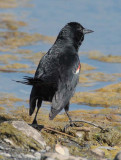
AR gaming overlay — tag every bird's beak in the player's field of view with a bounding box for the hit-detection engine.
[83,28,94,34]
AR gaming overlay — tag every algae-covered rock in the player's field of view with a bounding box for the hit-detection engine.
[0,121,46,150]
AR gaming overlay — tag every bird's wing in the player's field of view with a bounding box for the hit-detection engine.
[49,54,80,120]
[34,49,60,84]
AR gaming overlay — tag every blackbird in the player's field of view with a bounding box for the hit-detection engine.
[17,22,93,124]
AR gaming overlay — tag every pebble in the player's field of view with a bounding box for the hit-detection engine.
[45,158,55,160]
[34,152,41,159]
[41,149,46,153]
[46,146,51,151]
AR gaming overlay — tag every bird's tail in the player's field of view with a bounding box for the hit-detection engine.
[14,76,56,87]
[14,76,43,86]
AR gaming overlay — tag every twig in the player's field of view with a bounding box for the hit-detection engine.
[70,120,108,132]
[43,127,75,139]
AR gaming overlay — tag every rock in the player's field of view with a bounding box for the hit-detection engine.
[76,132,83,138]
[12,121,46,147]
[21,153,35,159]
[91,148,105,157]
[34,152,41,159]
[4,138,15,146]
[46,146,51,151]
[0,145,4,150]
[114,152,121,160]
[55,144,69,156]
[98,146,116,150]
[45,158,55,160]
[0,152,11,157]
[43,152,88,160]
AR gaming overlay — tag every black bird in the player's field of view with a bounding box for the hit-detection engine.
[18,22,93,124]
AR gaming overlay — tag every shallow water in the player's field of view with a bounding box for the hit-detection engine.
[0,0,121,111]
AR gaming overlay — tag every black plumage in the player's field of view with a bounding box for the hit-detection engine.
[18,22,93,124]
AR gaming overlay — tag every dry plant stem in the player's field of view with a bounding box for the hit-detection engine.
[70,120,108,132]
[43,127,75,139]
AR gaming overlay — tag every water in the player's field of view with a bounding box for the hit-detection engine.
[0,0,121,110]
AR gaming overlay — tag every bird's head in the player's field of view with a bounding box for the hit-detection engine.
[57,22,93,50]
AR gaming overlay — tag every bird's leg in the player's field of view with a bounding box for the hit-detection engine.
[63,103,76,131]
[32,99,42,125]
[65,110,73,124]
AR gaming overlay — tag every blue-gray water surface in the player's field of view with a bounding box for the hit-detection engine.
[0,0,121,111]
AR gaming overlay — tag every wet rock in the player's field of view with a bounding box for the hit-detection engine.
[114,152,121,160]
[91,148,105,157]
[12,121,46,147]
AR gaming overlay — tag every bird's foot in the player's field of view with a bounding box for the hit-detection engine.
[32,119,38,125]
[63,121,78,132]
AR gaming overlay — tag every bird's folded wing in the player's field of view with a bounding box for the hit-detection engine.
[49,60,80,120]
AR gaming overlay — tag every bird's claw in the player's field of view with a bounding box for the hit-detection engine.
[63,121,76,132]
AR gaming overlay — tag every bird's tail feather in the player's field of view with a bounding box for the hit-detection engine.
[14,76,56,87]
[14,76,43,86]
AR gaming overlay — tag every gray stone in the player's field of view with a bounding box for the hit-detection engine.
[114,152,121,160]
[0,152,11,157]
[45,158,55,160]
[34,152,41,159]
[21,153,35,159]
[12,121,46,147]
[43,152,88,160]
[91,148,105,157]
[55,144,69,156]
[41,149,46,153]
[0,145,4,150]
[98,146,116,150]
[46,146,51,151]
[4,138,15,146]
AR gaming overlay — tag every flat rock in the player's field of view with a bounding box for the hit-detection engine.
[91,148,105,157]
[43,152,88,160]
[12,121,46,147]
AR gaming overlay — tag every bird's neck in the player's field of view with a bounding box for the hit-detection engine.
[55,38,79,52]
